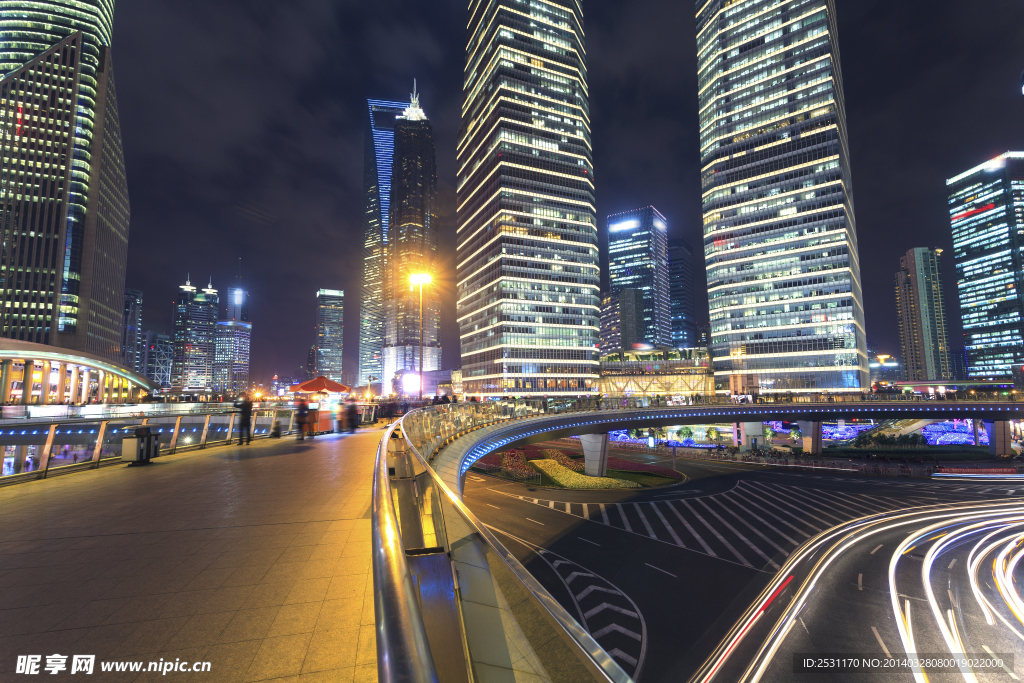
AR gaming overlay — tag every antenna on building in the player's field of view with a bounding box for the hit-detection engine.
[411,78,419,109]
[402,79,426,121]
[186,272,190,286]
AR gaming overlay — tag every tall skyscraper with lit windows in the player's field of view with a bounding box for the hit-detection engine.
[360,99,408,388]
[948,152,1024,379]
[607,207,671,348]
[171,278,218,391]
[697,0,867,394]
[668,237,697,348]
[316,289,344,382]
[894,248,951,381]
[0,1,130,363]
[457,0,600,397]
[214,274,251,396]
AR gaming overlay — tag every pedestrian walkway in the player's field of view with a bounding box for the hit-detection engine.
[496,481,942,572]
[0,429,381,682]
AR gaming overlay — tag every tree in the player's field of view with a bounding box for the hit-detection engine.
[706,426,720,445]
[678,426,693,441]
[790,428,803,443]
[763,425,776,445]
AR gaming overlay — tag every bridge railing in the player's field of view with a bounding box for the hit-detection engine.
[373,410,632,683]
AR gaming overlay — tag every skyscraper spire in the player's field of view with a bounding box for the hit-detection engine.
[402,80,426,121]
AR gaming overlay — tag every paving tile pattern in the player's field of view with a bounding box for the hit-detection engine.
[0,430,382,682]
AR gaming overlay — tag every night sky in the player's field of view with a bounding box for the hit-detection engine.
[112,0,1024,384]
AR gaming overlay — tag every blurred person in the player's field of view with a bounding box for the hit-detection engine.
[236,394,253,445]
[346,399,359,434]
[296,398,309,441]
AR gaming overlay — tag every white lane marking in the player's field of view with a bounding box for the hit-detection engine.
[664,500,717,557]
[526,518,544,525]
[599,503,610,525]
[799,617,810,635]
[608,648,638,667]
[532,498,539,504]
[982,645,1019,680]
[707,495,789,558]
[649,502,685,547]
[585,602,639,619]
[948,589,957,610]
[948,558,957,569]
[564,571,595,584]
[719,490,800,546]
[728,488,810,539]
[871,626,892,658]
[469,476,485,482]
[615,503,633,533]
[633,503,658,540]
[644,562,677,578]
[871,544,883,554]
[582,503,590,520]
[739,485,826,534]
[579,537,600,547]
[565,502,571,513]
[696,497,777,569]
[576,585,621,600]
[549,500,555,509]
[486,503,500,509]
[682,499,752,567]
[1009,490,1017,495]
[754,482,847,525]
[593,623,642,641]
[858,573,862,591]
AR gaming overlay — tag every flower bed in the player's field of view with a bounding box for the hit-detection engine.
[541,448,583,471]
[531,459,640,489]
[607,456,683,481]
[501,450,536,477]
[474,452,502,467]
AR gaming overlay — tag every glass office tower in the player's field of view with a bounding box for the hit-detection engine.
[383,90,440,390]
[316,289,344,382]
[457,0,600,397]
[697,0,867,394]
[121,288,143,371]
[948,152,1024,379]
[668,237,697,348]
[607,206,672,348]
[171,279,218,391]
[0,1,130,363]
[894,247,951,381]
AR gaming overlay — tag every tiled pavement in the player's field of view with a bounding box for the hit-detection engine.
[0,428,383,682]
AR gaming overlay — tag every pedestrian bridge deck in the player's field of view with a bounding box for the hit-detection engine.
[0,430,380,682]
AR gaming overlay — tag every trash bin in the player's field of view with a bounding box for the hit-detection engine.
[122,427,156,464]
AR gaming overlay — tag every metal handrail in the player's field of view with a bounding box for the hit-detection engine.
[398,412,631,683]
[372,420,439,683]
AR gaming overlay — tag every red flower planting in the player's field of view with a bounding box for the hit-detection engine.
[475,452,502,467]
[500,450,536,477]
[607,456,683,480]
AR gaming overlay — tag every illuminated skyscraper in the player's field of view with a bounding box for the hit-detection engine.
[214,276,251,396]
[457,0,600,397]
[142,331,172,389]
[121,288,143,371]
[171,278,218,391]
[0,2,130,363]
[383,87,440,389]
[697,0,867,394]
[668,237,697,349]
[360,98,407,387]
[607,207,671,348]
[947,152,1024,379]
[894,248,951,381]
[316,289,344,381]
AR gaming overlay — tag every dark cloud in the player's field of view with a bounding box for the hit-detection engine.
[114,0,1024,382]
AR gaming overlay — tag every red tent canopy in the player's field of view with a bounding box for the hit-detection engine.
[288,376,350,394]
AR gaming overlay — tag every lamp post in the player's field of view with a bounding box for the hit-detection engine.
[409,273,432,401]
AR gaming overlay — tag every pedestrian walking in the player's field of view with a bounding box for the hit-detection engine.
[236,394,253,445]
[296,398,309,441]
[346,399,359,434]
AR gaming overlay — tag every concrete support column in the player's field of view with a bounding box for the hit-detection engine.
[80,368,90,404]
[579,433,609,477]
[39,361,51,405]
[12,445,27,473]
[798,420,822,455]
[56,364,67,404]
[20,360,34,405]
[986,421,1013,458]
[70,367,80,404]
[0,359,11,404]
[739,422,763,452]
[97,370,106,404]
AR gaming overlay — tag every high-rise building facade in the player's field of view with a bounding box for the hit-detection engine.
[360,99,408,388]
[383,89,440,390]
[668,237,697,348]
[697,0,868,394]
[316,289,344,382]
[457,0,600,397]
[894,247,951,381]
[0,2,130,363]
[598,289,644,356]
[213,279,251,396]
[121,288,143,372]
[170,278,218,391]
[948,152,1024,379]
[599,292,620,355]
[142,331,172,389]
[607,207,672,348]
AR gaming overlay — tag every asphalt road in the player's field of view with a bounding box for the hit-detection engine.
[463,448,1024,683]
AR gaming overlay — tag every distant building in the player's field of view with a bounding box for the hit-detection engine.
[305,345,318,381]
[894,248,951,381]
[948,152,1024,379]
[599,292,621,355]
[213,273,251,397]
[868,354,902,386]
[142,331,173,389]
[316,289,344,381]
[121,289,144,372]
[668,237,697,349]
[360,98,408,388]
[383,87,440,390]
[607,207,672,347]
[171,278,219,391]
[599,289,644,355]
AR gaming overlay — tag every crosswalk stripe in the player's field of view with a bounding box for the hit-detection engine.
[752,483,847,525]
[708,495,790,557]
[633,503,657,540]
[565,502,571,514]
[592,623,642,641]
[755,482,850,523]
[609,648,638,667]
[696,498,778,569]
[582,503,590,520]
[664,500,716,557]
[649,502,685,547]
[723,489,807,541]
[827,490,897,515]
[681,499,752,567]
[615,504,633,533]
[549,500,555,509]
[584,602,639,619]
[738,485,826,534]
[793,486,876,517]
[577,585,621,600]
[600,503,609,525]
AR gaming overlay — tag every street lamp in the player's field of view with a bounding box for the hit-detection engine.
[409,273,432,401]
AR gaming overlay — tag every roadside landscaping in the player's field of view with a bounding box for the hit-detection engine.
[531,459,640,489]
